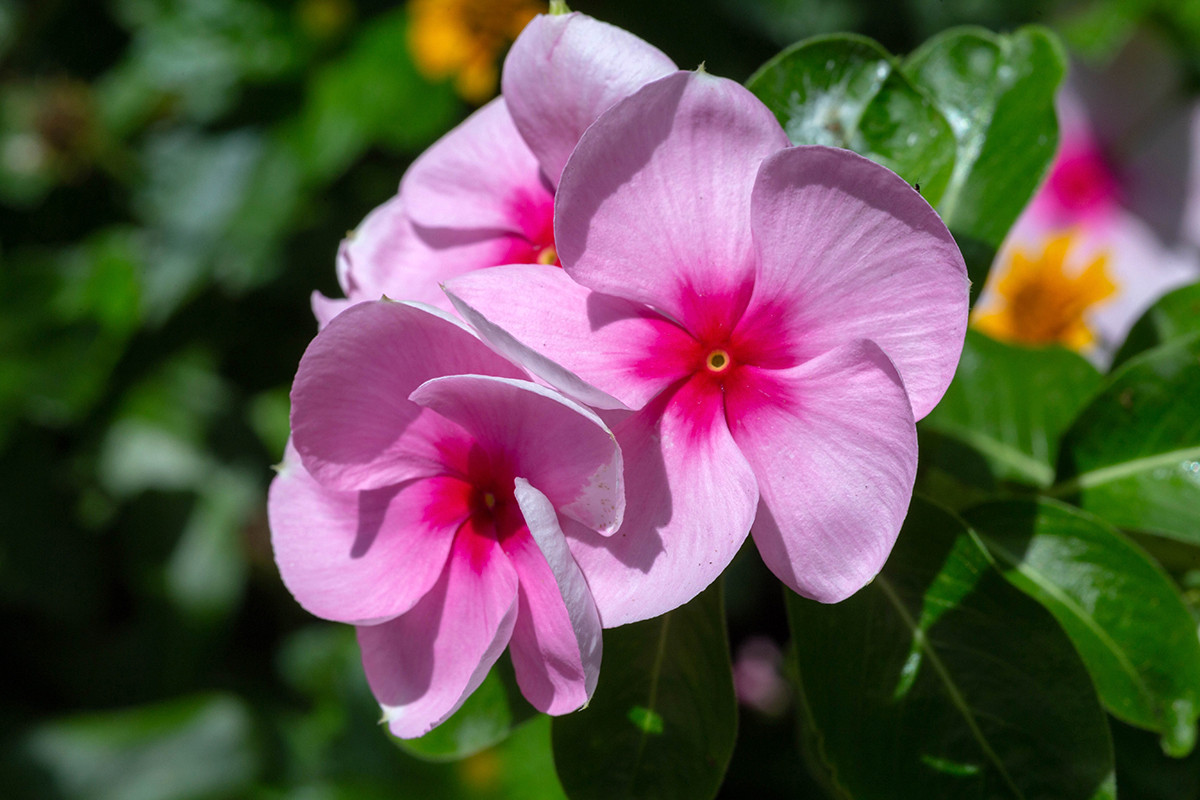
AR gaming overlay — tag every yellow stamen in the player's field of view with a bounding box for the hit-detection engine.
[483,491,496,510]
[706,349,731,373]
[972,231,1117,351]
[536,245,558,265]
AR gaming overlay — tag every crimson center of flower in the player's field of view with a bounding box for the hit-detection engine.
[482,491,497,510]
[705,348,732,374]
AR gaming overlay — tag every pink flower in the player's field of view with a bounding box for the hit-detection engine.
[268,301,624,736]
[447,71,969,625]
[312,11,676,326]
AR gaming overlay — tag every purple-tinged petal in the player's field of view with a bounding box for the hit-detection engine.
[747,146,969,419]
[335,195,541,317]
[268,443,470,624]
[291,301,525,492]
[555,71,789,322]
[502,12,675,188]
[503,479,602,714]
[358,517,520,739]
[410,374,623,536]
[445,264,694,411]
[726,340,917,603]
[566,382,759,627]
[401,98,551,236]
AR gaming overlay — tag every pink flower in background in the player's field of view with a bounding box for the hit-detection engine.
[312,11,676,326]
[732,636,790,717]
[268,301,623,736]
[974,87,1199,363]
[448,71,968,625]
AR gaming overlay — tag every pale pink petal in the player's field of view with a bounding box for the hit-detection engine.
[445,264,696,411]
[726,340,917,603]
[311,291,356,330]
[566,383,759,627]
[268,443,470,624]
[358,517,520,739]
[401,98,551,235]
[555,70,789,322]
[502,12,676,187]
[409,374,623,536]
[335,195,539,316]
[503,479,602,714]
[747,146,968,419]
[291,301,525,492]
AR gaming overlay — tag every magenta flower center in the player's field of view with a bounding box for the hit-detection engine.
[705,348,732,373]
[1046,146,1120,217]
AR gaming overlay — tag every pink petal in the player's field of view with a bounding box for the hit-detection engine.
[726,340,917,603]
[400,98,551,235]
[334,195,539,317]
[502,12,676,188]
[409,374,623,536]
[554,70,789,322]
[291,301,525,492]
[268,443,469,624]
[747,146,969,419]
[358,517,520,739]
[503,479,602,714]
[566,383,759,627]
[311,291,356,330]
[445,264,695,411]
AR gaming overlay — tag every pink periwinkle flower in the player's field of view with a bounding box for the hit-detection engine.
[268,301,624,736]
[312,11,676,326]
[447,71,969,626]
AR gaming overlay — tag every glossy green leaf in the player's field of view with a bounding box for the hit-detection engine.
[788,497,1115,799]
[552,581,736,800]
[1111,281,1200,370]
[746,34,956,204]
[922,329,1102,487]
[398,657,537,762]
[903,26,1065,299]
[1056,332,1200,544]
[966,498,1200,756]
[25,693,258,800]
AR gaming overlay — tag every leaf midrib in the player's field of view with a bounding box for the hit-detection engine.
[876,575,1026,799]
[1051,445,1200,497]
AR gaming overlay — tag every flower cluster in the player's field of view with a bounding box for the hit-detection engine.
[270,10,968,737]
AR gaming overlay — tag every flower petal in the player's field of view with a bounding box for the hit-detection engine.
[445,264,694,411]
[555,70,789,322]
[410,374,623,536]
[747,146,969,419]
[268,443,470,624]
[726,340,917,603]
[566,382,759,627]
[311,291,355,330]
[334,194,533,316]
[503,478,602,714]
[291,301,525,492]
[401,98,550,235]
[358,517,520,739]
[502,12,675,188]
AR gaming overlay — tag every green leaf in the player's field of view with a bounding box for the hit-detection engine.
[788,497,1115,799]
[1111,281,1200,370]
[398,657,537,762]
[921,329,1102,487]
[25,693,258,800]
[1055,332,1200,544]
[746,34,956,204]
[966,498,1200,756]
[551,580,736,800]
[903,26,1065,300]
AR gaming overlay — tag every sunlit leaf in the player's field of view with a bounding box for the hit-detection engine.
[1111,281,1200,370]
[967,498,1200,756]
[746,33,956,204]
[789,497,1115,799]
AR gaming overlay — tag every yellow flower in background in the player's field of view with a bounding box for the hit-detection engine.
[407,0,546,103]
[972,232,1117,351]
